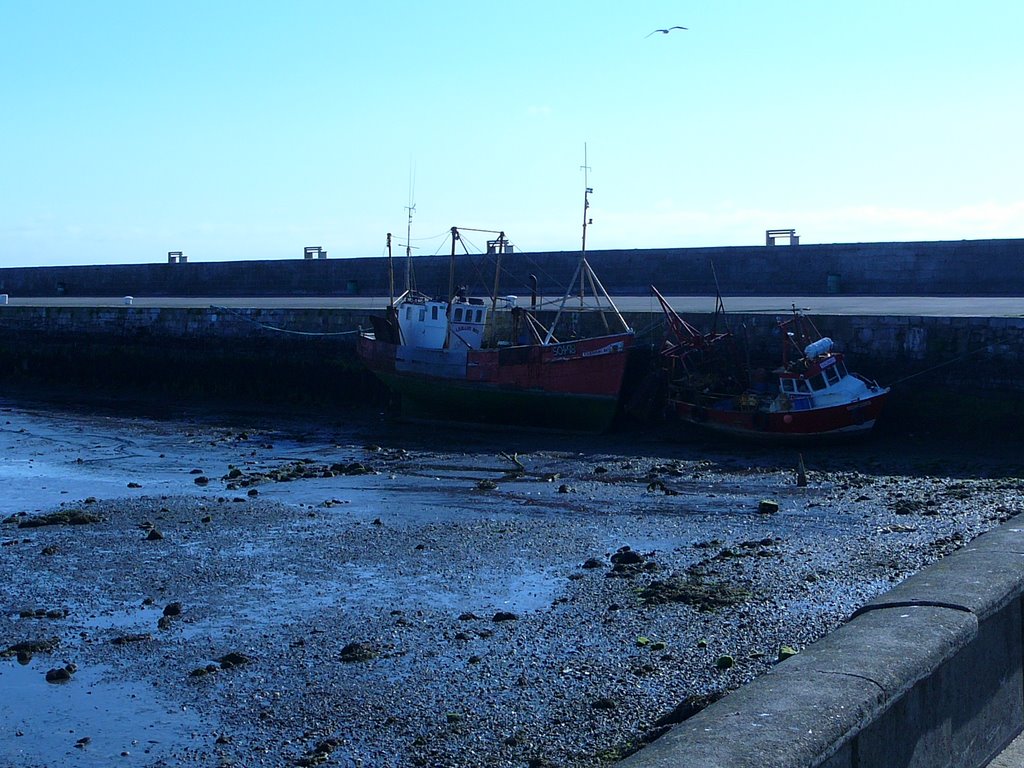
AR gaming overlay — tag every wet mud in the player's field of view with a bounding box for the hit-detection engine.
[1,398,1022,767]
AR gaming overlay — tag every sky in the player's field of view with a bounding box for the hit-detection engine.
[2,1,1023,267]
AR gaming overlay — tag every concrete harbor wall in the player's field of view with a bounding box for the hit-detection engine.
[0,305,378,406]
[1,237,1023,298]
[0,303,1021,435]
[618,518,1024,768]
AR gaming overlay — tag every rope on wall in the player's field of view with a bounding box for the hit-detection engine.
[211,305,362,337]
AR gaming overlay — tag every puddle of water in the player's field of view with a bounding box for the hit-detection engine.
[73,604,163,634]
[0,405,318,517]
[148,558,567,647]
[316,562,565,615]
[0,658,201,767]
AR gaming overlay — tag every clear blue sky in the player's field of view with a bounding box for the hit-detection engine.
[2,1,1022,267]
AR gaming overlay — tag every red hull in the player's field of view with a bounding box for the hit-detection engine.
[357,332,634,431]
[668,390,889,440]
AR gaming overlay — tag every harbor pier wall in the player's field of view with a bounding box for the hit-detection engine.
[0,304,1021,436]
[1,237,1023,299]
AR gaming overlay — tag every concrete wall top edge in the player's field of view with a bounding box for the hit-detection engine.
[3,235,1021,273]
[2,237,1022,299]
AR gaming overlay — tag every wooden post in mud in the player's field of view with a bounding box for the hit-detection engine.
[797,453,808,487]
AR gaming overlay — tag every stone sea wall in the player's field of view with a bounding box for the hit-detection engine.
[0,304,1021,436]
[1,237,1023,298]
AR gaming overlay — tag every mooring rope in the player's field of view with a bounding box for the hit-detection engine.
[210,305,363,337]
[887,338,1015,388]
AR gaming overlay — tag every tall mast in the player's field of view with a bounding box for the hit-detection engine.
[386,232,395,308]
[404,200,415,293]
[580,144,592,305]
[541,145,631,345]
[448,226,458,301]
[581,144,592,257]
[404,162,416,293]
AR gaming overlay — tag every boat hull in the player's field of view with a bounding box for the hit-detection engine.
[358,332,633,432]
[667,389,890,441]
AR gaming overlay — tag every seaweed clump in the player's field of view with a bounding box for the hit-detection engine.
[638,575,751,611]
[17,510,102,529]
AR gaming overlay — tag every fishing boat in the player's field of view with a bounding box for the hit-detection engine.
[653,286,889,439]
[357,185,635,432]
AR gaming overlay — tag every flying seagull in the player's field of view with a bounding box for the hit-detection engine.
[645,26,687,37]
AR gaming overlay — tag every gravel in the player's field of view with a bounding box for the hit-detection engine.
[1,403,1022,767]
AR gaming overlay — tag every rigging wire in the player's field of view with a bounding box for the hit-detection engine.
[393,221,587,303]
[410,229,456,244]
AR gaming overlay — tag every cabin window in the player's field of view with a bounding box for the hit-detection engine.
[405,307,412,320]
[825,367,840,385]
[475,310,483,323]
[836,360,848,378]
[781,379,795,393]
[418,308,425,321]
[431,306,438,320]
[810,374,827,391]
[796,380,811,393]
[454,308,463,321]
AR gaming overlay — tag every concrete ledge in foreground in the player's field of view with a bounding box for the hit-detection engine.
[618,521,1024,768]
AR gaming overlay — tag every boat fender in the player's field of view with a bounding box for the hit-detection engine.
[804,337,833,359]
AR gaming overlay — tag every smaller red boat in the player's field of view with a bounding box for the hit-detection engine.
[653,286,889,440]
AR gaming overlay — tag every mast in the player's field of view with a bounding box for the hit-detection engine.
[580,144,592,306]
[386,232,395,308]
[404,200,415,293]
[448,226,458,301]
[542,147,631,344]
[491,232,507,306]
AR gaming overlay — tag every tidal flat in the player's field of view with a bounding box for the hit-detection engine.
[1,399,1021,767]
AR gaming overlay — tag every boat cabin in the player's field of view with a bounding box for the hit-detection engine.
[398,296,449,349]
[777,353,856,411]
[447,297,488,349]
[396,294,489,350]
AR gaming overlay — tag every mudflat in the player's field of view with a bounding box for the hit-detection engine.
[1,399,1021,767]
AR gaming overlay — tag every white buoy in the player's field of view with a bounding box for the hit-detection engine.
[803,337,833,358]
[123,296,134,305]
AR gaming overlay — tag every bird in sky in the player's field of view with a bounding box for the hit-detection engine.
[645,26,688,37]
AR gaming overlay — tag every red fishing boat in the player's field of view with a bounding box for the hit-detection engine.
[358,184,634,432]
[654,286,889,439]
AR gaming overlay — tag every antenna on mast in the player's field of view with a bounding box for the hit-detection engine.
[404,162,416,292]
[404,200,416,255]
[580,143,593,256]
[541,145,631,344]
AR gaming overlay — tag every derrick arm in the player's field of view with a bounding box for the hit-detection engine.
[652,285,731,360]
